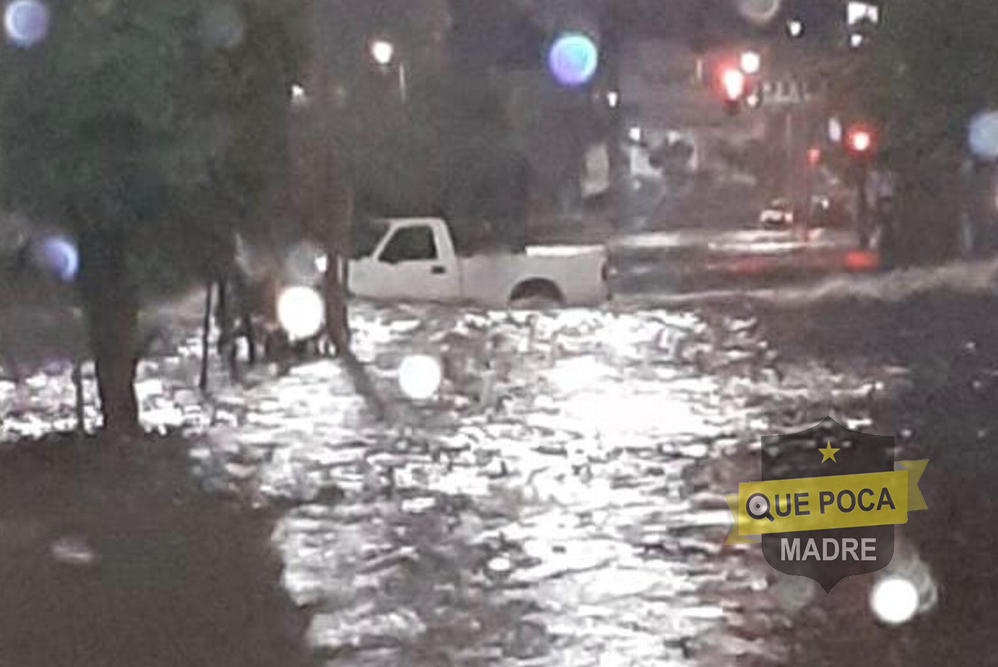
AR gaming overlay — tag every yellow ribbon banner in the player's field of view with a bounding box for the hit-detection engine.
[726,460,928,545]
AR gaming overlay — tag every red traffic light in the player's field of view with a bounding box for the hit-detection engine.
[846,125,875,154]
[719,66,747,101]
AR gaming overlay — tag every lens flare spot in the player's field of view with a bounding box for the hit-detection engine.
[200,3,244,50]
[735,0,782,26]
[870,576,919,625]
[548,32,599,87]
[4,0,50,48]
[276,286,325,341]
[397,354,442,401]
[969,110,998,160]
[35,235,78,282]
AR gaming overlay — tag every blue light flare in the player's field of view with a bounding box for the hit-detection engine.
[4,0,50,48]
[548,32,599,88]
[36,235,79,283]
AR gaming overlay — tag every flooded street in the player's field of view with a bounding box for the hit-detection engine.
[1,288,918,666]
[4,0,998,663]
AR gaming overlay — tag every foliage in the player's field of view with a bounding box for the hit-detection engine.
[861,0,998,171]
[0,0,303,298]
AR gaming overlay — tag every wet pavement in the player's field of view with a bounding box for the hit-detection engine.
[609,227,878,296]
[3,259,998,665]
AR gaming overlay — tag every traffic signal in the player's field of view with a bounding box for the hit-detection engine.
[846,124,875,156]
[807,147,822,167]
[718,65,746,115]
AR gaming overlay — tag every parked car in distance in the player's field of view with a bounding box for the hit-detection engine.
[757,198,795,228]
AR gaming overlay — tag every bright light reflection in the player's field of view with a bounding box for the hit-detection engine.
[397,354,442,400]
[969,110,998,160]
[721,68,746,99]
[4,0,49,48]
[314,254,329,274]
[370,39,395,66]
[740,50,762,75]
[847,1,880,26]
[548,32,599,87]
[851,130,871,152]
[735,0,782,25]
[277,286,325,341]
[870,576,920,626]
[787,19,804,38]
[37,235,78,282]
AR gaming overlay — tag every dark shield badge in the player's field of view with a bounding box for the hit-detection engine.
[760,417,895,592]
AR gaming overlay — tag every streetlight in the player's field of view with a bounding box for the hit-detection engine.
[740,50,762,75]
[290,83,308,107]
[786,18,805,38]
[369,38,394,66]
[369,38,407,104]
[846,123,877,247]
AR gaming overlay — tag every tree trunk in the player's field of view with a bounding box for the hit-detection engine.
[77,229,141,435]
[321,182,352,356]
[895,163,961,266]
[309,1,352,357]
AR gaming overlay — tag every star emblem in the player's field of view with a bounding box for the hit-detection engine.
[819,441,840,463]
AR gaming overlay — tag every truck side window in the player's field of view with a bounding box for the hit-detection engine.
[379,226,438,263]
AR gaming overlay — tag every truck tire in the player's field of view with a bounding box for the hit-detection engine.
[508,280,564,309]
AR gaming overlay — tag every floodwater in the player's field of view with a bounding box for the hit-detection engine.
[0,294,921,666]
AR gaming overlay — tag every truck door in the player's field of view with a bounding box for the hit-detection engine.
[374,224,460,302]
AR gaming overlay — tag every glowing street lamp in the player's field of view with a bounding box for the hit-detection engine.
[845,123,877,247]
[369,38,407,104]
[740,50,762,75]
[369,38,395,66]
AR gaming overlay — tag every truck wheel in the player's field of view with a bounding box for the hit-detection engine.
[509,280,564,310]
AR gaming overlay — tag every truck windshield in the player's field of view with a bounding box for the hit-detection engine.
[352,220,390,258]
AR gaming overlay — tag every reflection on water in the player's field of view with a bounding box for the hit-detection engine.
[0,300,893,665]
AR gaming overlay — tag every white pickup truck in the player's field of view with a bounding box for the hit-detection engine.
[347,218,610,308]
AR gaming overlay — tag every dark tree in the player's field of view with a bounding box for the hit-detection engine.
[858,0,998,262]
[0,0,301,433]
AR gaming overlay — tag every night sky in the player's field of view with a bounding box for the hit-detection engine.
[449,0,851,68]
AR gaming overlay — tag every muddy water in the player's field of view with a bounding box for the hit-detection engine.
[0,300,899,666]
